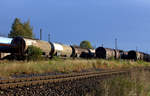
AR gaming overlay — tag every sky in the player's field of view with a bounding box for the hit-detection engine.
[0,0,150,53]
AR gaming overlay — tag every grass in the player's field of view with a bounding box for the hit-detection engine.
[85,69,150,96]
[86,76,145,96]
[0,59,150,78]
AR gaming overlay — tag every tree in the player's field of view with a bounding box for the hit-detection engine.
[8,18,33,38]
[80,40,93,49]
[8,18,24,38]
[23,20,33,38]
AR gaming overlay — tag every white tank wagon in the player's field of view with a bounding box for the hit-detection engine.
[50,43,73,57]
[0,36,12,59]
[0,36,12,53]
[10,37,51,56]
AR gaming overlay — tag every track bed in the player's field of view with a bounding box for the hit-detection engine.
[0,67,149,96]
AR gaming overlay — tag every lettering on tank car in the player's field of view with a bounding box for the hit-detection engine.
[53,43,63,51]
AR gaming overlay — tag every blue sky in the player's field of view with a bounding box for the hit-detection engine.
[0,0,150,52]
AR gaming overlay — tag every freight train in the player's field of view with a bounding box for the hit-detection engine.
[95,47,150,62]
[10,36,95,59]
[0,36,150,62]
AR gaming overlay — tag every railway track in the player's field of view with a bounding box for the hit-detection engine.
[0,67,148,90]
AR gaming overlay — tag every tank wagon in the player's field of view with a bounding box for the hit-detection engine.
[96,47,115,59]
[120,51,128,59]
[0,36,12,53]
[128,50,144,60]
[71,46,90,58]
[50,43,73,57]
[11,37,51,57]
[128,50,150,61]
[96,47,125,59]
[143,53,150,62]
[0,37,12,59]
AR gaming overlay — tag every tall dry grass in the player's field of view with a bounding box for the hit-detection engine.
[85,69,150,96]
[0,59,149,78]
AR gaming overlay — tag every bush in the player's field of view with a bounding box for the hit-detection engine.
[26,45,43,61]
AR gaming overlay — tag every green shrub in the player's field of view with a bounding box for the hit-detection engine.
[26,45,43,61]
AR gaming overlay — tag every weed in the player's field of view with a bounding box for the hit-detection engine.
[0,59,149,78]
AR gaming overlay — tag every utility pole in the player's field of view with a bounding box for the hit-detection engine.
[48,33,50,42]
[40,29,42,40]
[146,48,148,53]
[136,46,138,51]
[101,43,104,47]
[115,38,118,50]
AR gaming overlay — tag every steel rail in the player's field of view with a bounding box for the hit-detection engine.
[0,67,149,89]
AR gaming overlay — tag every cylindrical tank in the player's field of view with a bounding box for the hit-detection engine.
[96,47,115,59]
[114,49,124,59]
[0,36,12,53]
[120,51,128,59]
[0,36,12,45]
[128,50,144,60]
[143,53,150,62]
[11,37,51,56]
[71,46,89,58]
[50,43,72,57]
